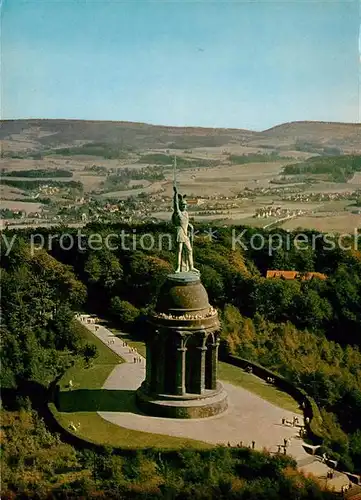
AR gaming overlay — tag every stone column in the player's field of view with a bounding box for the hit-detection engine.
[150,330,164,394]
[175,346,187,395]
[209,340,220,390]
[145,340,152,389]
[193,346,207,394]
[156,332,165,394]
[149,339,158,394]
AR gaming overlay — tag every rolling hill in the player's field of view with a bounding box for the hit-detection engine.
[0,119,360,155]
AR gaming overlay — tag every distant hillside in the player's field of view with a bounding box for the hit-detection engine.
[1,119,360,155]
[0,119,257,153]
[251,121,361,152]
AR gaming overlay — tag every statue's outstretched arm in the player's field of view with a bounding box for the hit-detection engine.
[173,185,180,213]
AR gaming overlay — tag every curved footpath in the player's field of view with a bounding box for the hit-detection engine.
[81,318,350,492]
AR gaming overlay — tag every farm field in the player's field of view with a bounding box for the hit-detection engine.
[281,213,361,233]
[0,200,43,214]
[1,119,361,233]
[349,172,361,184]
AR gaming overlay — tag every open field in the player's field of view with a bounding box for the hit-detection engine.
[0,185,26,199]
[281,213,361,233]
[316,200,352,212]
[158,161,288,198]
[350,172,361,184]
[304,182,361,193]
[101,180,166,199]
[0,199,44,213]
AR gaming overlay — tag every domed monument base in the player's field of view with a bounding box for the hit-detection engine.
[136,272,228,419]
[137,382,228,419]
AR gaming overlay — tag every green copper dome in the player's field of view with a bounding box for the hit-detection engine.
[155,273,210,315]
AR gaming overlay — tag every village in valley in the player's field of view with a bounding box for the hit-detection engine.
[1,120,361,234]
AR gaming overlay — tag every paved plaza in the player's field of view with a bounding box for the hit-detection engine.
[82,319,350,491]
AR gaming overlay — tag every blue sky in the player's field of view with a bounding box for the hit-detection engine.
[1,0,360,130]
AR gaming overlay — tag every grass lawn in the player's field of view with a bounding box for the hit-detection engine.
[52,405,210,450]
[59,321,123,391]
[218,362,302,414]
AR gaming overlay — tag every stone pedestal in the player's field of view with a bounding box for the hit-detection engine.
[136,272,228,419]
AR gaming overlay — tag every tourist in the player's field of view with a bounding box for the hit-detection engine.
[252,441,255,449]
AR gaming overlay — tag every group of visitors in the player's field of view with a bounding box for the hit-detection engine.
[341,483,356,495]
[266,376,275,384]
[226,441,256,449]
[281,416,300,427]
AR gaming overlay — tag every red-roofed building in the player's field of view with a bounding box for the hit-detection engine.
[266,270,327,281]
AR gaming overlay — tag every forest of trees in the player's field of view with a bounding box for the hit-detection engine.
[1,242,87,388]
[283,155,361,182]
[229,152,284,164]
[2,407,339,499]
[2,169,73,178]
[137,153,217,169]
[52,142,132,159]
[1,222,360,497]
[0,178,82,191]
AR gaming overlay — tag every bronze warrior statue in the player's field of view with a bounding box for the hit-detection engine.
[172,183,199,274]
